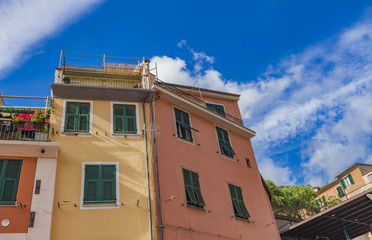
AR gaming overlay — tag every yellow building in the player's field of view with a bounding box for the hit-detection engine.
[50,53,157,240]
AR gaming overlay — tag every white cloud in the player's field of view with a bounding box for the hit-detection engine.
[0,0,103,77]
[150,18,372,185]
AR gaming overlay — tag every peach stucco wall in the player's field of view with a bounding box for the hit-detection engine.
[0,156,37,233]
[154,97,280,240]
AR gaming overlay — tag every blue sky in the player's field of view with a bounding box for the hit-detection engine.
[1,0,372,186]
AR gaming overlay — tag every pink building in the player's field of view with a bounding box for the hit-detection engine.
[153,82,280,240]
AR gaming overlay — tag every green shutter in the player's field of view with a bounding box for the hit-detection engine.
[113,104,137,134]
[336,186,345,198]
[174,108,193,142]
[65,102,90,132]
[348,174,354,185]
[182,169,204,208]
[206,103,226,117]
[84,164,116,205]
[228,184,250,219]
[340,179,347,189]
[0,159,22,205]
[216,127,235,158]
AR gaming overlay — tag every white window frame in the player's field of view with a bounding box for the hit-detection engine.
[61,100,93,136]
[342,176,353,188]
[110,102,140,138]
[80,162,120,209]
[368,174,372,182]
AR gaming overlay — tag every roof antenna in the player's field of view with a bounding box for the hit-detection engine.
[188,79,204,102]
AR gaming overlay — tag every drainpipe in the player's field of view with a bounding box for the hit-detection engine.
[150,100,164,240]
[143,101,153,240]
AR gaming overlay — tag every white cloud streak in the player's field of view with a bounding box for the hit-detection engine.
[151,18,372,185]
[0,0,103,77]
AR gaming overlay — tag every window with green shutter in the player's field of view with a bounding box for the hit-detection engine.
[340,174,354,189]
[0,159,22,205]
[336,186,345,198]
[228,184,250,220]
[64,102,90,132]
[206,103,226,117]
[113,104,137,134]
[216,127,235,158]
[84,164,116,205]
[174,108,197,142]
[182,169,205,209]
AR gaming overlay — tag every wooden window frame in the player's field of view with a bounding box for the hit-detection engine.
[112,103,138,134]
[216,126,235,158]
[174,108,195,142]
[182,168,205,209]
[81,162,119,209]
[228,183,250,220]
[206,103,226,117]
[62,100,93,135]
[0,159,22,205]
[336,186,345,198]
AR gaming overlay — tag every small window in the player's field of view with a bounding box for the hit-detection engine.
[316,196,327,208]
[216,126,235,158]
[206,103,226,117]
[64,102,90,132]
[0,159,22,205]
[245,158,252,168]
[369,174,372,182]
[113,104,137,134]
[84,164,117,205]
[228,184,250,220]
[336,186,345,198]
[182,169,205,209]
[174,108,193,142]
[340,174,354,189]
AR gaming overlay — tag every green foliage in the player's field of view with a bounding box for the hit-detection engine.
[265,180,320,219]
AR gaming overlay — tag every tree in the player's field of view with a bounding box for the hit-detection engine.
[265,180,320,219]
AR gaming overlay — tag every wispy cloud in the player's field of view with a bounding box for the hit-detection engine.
[151,17,372,185]
[0,0,103,78]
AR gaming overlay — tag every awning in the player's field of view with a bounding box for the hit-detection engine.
[280,189,372,240]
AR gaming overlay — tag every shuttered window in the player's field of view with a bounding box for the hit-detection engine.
[340,174,354,189]
[0,159,22,205]
[64,102,90,132]
[84,164,116,205]
[206,103,226,117]
[336,186,345,198]
[174,108,193,142]
[216,127,235,158]
[113,104,137,134]
[228,184,250,220]
[182,169,205,209]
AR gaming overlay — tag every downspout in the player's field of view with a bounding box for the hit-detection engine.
[143,101,153,240]
[150,100,164,240]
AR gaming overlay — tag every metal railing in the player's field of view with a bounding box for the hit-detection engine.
[156,79,244,125]
[0,120,50,142]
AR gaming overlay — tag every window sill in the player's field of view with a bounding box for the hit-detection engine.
[176,136,194,146]
[61,132,91,137]
[186,203,205,211]
[111,133,141,138]
[81,203,119,209]
[234,216,251,222]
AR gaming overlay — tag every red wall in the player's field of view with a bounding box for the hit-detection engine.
[0,156,37,233]
[154,97,280,240]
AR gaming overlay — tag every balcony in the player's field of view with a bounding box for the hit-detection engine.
[55,52,151,89]
[0,106,50,142]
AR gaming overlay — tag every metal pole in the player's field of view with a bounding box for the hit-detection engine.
[143,102,153,240]
[340,220,350,240]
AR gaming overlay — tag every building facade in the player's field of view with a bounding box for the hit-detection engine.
[49,56,157,240]
[152,82,280,240]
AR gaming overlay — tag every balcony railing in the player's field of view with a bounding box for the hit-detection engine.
[0,120,50,142]
[156,79,244,125]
